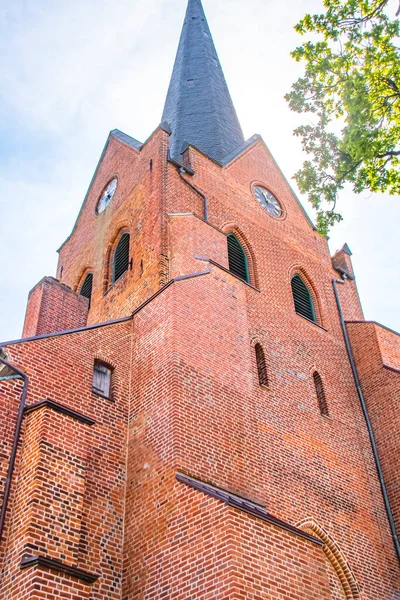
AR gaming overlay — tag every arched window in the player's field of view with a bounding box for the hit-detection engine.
[255,344,268,387]
[227,234,249,283]
[313,372,329,416]
[291,275,316,323]
[80,273,93,307]
[112,233,130,284]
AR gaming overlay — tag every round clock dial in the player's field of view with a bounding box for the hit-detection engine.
[253,186,282,218]
[96,178,118,214]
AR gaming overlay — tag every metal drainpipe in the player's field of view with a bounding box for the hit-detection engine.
[178,168,209,223]
[0,354,29,540]
[166,150,208,221]
[332,278,400,561]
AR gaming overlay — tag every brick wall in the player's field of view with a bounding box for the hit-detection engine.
[347,321,400,538]
[0,320,132,599]
[123,274,399,599]
[57,128,170,326]
[4,125,398,598]
[22,277,89,338]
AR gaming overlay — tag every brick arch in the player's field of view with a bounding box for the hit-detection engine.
[288,266,323,326]
[92,355,117,399]
[93,355,117,371]
[76,267,93,293]
[103,225,130,292]
[250,336,272,388]
[221,223,259,288]
[297,518,361,599]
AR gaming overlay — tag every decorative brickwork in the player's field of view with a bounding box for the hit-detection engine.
[298,518,361,599]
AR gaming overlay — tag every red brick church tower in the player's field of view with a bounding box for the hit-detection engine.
[1,1,399,598]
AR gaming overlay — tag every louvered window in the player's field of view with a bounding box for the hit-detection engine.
[291,275,316,323]
[93,361,112,398]
[80,273,93,307]
[112,233,130,284]
[255,344,268,387]
[313,372,328,416]
[227,234,249,283]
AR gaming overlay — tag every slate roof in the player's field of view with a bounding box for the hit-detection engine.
[111,129,142,152]
[162,0,244,164]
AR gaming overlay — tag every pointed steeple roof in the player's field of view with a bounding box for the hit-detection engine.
[162,0,244,163]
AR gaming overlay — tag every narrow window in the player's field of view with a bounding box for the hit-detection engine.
[291,275,316,323]
[313,372,328,416]
[112,233,130,284]
[80,273,93,307]
[255,344,268,387]
[93,361,112,399]
[227,234,249,283]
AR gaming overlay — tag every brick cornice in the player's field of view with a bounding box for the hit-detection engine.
[24,399,96,426]
[20,555,99,584]
[176,473,323,547]
[383,363,400,374]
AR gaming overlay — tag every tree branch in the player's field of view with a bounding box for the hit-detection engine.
[376,150,400,158]
[339,0,388,26]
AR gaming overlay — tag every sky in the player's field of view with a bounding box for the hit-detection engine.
[0,0,399,342]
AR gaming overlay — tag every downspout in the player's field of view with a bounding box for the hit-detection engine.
[332,278,400,561]
[167,152,208,222]
[0,353,29,540]
[178,169,209,223]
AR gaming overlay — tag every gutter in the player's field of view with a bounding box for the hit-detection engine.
[0,354,29,540]
[332,278,400,561]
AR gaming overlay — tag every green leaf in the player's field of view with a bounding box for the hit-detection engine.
[287,0,400,234]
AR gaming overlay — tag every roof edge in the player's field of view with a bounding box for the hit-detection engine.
[345,320,400,338]
[57,123,172,253]
[185,133,317,232]
[176,472,324,546]
[0,270,212,348]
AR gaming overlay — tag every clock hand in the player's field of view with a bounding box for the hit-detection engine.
[263,192,270,203]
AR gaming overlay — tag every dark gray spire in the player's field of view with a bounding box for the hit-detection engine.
[162,0,244,163]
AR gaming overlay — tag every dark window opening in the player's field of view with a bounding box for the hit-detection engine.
[255,344,268,387]
[112,233,130,284]
[80,273,93,307]
[313,372,329,416]
[93,361,112,399]
[227,234,249,283]
[291,275,316,323]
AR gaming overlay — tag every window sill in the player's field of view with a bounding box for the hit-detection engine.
[260,384,272,392]
[92,390,114,402]
[103,270,129,297]
[208,259,261,292]
[296,313,327,332]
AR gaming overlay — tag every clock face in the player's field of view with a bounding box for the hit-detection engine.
[96,178,118,214]
[253,186,282,218]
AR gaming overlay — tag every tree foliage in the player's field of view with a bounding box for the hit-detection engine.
[286,0,400,235]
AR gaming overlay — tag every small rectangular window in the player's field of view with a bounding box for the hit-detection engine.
[92,361,112,398]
